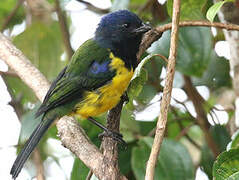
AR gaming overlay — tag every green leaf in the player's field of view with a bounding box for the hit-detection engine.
[213,148,239,180]
[167,0,207,20]
[13,21,66,80]
[136,84,157,105]
[70,158,89,180]
[148,27,212,77]
[7,21,66,106]
[193,51,231,89]
[118,142,136,175]
[126,54,154,110]
[144,56,163,83]
[200,125,230,179]
[120,108,140,142]
[137,121,156,136]
[210,125,231,152]
[206,0,235,22]
[0,0,25,30]
[200,145,215,179]
[167,111,193,139]
[132,137,194,180]
[228,130,239,149]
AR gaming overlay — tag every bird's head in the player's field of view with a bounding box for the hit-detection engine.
[95,10,151,68]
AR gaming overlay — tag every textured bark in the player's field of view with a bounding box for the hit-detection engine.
[101,98,127,180]
[216,0,239,134]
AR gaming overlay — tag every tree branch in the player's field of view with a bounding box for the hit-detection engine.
[183,75,220,157]
[216,0,239,135]
[55,0,74,60]
[76,0,109,14]
[145,0,181,179]
[138,20,239,58]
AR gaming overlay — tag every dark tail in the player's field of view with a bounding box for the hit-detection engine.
[10,114,56,179]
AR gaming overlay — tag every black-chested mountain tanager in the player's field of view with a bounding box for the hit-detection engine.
[10,10,151,179]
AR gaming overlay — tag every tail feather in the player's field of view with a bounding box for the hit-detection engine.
[10,115,54,179]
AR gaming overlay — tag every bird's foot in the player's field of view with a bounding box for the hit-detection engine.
[99,129,126,145]
[121,92,129,104]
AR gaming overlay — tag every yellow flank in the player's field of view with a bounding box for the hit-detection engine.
[75,52,134,118]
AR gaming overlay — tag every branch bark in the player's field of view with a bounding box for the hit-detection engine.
[101,98,127,180]
[215,0,239,135]
[145,0,181,179]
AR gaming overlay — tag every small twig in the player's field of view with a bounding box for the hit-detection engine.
[145,1,181,180]
[157,21,239,33]
[175,123,194,140]
[0,70,18,77]
[154,54,168,63]
[208,110,218,125]
[55,0,74,59]
[184,134,201,150]
[76,0,109,14]
[1,0,25,32]
[138,20,239,59]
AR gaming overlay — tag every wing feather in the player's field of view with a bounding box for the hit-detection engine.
[36,39,115,117]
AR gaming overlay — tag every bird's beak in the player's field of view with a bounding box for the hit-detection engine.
[133,23,152,35]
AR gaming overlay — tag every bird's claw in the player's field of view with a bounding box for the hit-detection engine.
[121,93,129,104]
[99,129,126,145]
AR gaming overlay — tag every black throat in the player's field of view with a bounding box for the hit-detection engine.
[95,36,142,70]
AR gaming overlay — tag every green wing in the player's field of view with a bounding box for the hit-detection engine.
[36,39,115,117]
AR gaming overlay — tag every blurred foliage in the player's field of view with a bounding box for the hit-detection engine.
[71,158,89,180]
[200,125,231,179]
[167,0,207,20]
[148,26,212,77]
[229,130,239,149]
[2,0,238,179]
[0,0,25,29]
[132,137,194,180]
[6,21,66,107]
[13,21,66,80]
[193,51,231,89]
[206,0,235,22]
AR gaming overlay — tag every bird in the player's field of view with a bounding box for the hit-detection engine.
[10,10,151,179]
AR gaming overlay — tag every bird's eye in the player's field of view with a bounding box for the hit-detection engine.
[122,23,130,28]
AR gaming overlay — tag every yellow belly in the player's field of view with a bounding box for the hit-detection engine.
[75,53,133,118]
